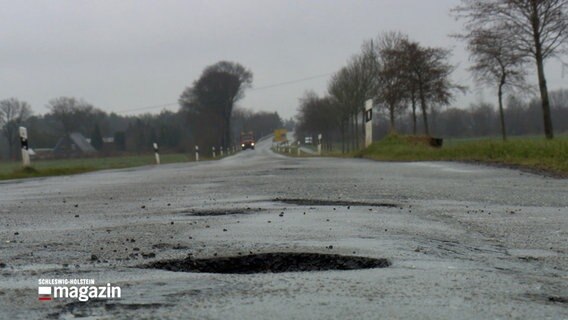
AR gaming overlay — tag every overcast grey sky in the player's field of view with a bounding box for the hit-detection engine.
[1,0,566,119]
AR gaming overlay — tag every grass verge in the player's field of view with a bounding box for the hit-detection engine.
[357,134,568,177]
[0,153,194,181]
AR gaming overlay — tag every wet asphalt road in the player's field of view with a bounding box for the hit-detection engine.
[1,137,567,319]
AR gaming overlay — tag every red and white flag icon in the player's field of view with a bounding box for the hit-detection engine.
[38,287,52,301]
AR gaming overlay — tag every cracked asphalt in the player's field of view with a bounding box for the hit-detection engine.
[0,137,567,319]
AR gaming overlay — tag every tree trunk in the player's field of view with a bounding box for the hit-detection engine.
[349,115,355,151]
[531,3,554,139]
[223,99,233,149]
[361,108,366,148]
[419,86,430,136]
[341,120,345,154]
[224,115,231,149]
[411,93,417,135]
[497,80,507,141]
[535,51,554,139]
[354,112,360,149]
[389,105,396,132]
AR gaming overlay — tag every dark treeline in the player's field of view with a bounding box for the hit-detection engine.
[296,88,568,150]
[0,62,285,160]
[231,108,284,143]
[374,90,568,139]
[0,101,283,160]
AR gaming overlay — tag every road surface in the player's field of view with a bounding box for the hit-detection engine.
[1,137,567,319]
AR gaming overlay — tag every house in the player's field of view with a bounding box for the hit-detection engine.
[53,132,97,157]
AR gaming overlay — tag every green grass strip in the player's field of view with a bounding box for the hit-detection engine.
[357,134,568,177]
[0,153,195,181]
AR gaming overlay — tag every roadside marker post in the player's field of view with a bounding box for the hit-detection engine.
[195,145,199,162]
[19,127,31,168]
[220,146,224,157]
[297,141,301,156]
[153,142,160,165]
[317,133,322,155]
[365,99,373,148]
[212,146,216,158]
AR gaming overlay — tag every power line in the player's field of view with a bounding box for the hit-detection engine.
[115,72,333,114]
[118,102,178,114]
[250,72,333,91]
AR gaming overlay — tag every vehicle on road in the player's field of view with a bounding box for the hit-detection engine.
[240,132,255,150]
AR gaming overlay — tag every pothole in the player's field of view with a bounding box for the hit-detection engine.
[278,167,299,171]
[182,208,263,216]
[524,293,568,305]
[142,252,391,274]
[548,296,568,304]
[274,198,398,208]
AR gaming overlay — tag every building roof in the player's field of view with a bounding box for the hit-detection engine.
[53,132,96,154]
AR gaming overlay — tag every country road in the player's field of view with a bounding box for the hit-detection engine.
[1,137,567,319]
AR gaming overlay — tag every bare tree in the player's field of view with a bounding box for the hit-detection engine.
[373,32,410,132]
[0,98,33,159]
[327,53,378,151]
[328,67,357,152]
[461,28,529,140]
[398,40,423,135]
[401,41,463,136]
[46,97,96,134]
[454,0,568,139]
[349,50,380,147]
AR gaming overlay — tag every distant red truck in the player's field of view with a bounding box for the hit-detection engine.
[240,132,255,150]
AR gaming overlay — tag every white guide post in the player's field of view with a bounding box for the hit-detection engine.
[19,127,31,167]
[153,143,160,165]
[364,99,373,148]
[317,133,322,155]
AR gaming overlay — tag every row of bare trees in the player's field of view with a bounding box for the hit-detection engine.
[372,90,568,139]
[296,0,567,149]
[297,32,462,152]
[454,0,568,140]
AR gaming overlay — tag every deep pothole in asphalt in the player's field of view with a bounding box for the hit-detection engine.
[142,252,391,274]
[273,198,399,208]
